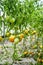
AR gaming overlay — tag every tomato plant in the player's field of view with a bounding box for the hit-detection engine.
[0,0,43,65]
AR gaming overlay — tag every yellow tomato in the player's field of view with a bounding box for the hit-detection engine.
[9,35,15,42]
[19,33,24,40]
[40,45,43,49]
[6,32,11,37]
[37,58,42,62]
[29,52,33,54]
[0,36,3,42]
[37,58,41,62]
[37,43,40,45]
[0,46,3,48]
[38,53,40,56]
[42,59,43,62]
[32,30,36,34]
[24,29,29,34]
[24,51,28,55]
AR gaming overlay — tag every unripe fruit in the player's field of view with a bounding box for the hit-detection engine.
[9,18,15,23]
[14,38,19,44]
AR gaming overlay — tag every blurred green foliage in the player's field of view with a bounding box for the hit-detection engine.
[0,0,43,38]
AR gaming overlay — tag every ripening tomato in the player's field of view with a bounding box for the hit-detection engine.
[39,45,43,49]
[29,52,33,54]
[0,36,3,42]
[24,51,28,55]
[32,30,36,34]
[42,59,43,62]
[37,58,42,62]
[32,45,37,49]
[0,46,3,48]
[9,35,15,42]
[5,32,11,37]
[38,53,40,56]
[19,33,24,40]
[24,29,29,34]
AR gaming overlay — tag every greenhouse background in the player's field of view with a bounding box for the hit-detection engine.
[0,0,43,65]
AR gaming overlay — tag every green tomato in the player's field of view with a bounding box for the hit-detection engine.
[9,18,15,23]
[6,16,10,21]
[33,45,37,48]
[14,38,19,44]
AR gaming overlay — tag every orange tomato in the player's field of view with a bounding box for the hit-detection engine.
[29,52,34,54]
[9,35,15,42]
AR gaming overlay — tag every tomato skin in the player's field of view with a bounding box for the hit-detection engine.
[24,30,29,34]
[24,51,28,55]
[0,36,3,41]
[39,45,43,49]
[19,33,24,40]
[9,35,15,42]
[5,32,11,37]
[32,30,36,34]
[37,58,42,62]
[6,16,10,21]
[42,59,43,62]
[6,16,15,23]
[29,52,33,54]
[9,18,15,23]
[38,53,40,56]
[32,45,37,49]
[14,38,19,44]
[0,46,3,48]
